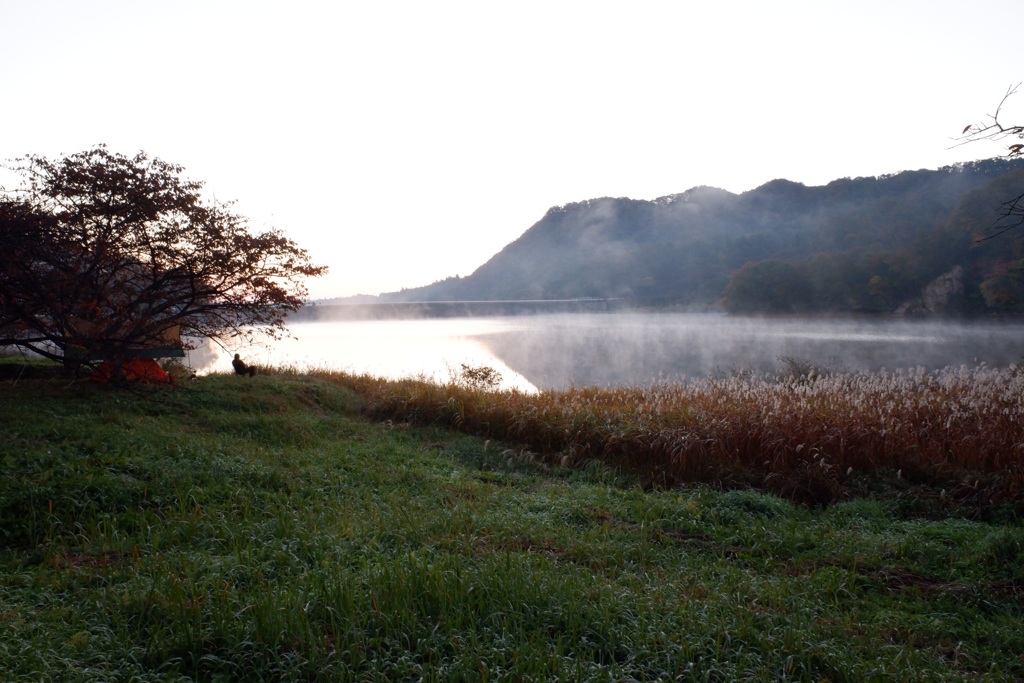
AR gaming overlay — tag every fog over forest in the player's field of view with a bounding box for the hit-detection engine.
[341,159,1024,319]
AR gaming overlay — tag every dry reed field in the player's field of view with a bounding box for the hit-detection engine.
[329,363,1024,511]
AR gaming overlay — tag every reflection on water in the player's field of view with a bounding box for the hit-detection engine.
[194,313,1024,392]
[476,314,1024,390]
[194,318,539,392]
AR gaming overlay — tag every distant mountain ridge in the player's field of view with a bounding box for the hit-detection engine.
[331,159,1024,316]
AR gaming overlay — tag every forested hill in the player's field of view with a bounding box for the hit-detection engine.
[376,159,1024,315]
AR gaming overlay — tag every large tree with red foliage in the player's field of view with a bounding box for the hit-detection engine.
[0,146,326,373]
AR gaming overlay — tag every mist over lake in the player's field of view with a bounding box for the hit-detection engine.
[195,313,1024,392]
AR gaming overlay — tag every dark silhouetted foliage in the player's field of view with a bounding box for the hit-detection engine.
[0,146,326,371]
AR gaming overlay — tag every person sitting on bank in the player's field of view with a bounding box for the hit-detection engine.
[232,353,256,376]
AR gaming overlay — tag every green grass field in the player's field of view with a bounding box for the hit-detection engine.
[2,361,1023,681]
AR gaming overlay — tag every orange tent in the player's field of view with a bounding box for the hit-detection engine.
[91,358,172,384]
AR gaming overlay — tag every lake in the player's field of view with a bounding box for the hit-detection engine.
[192,313,1024,392]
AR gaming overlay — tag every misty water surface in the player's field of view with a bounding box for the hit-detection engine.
[194,313,1024,392]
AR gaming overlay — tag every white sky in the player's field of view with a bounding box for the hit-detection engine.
[2,0,1021,299]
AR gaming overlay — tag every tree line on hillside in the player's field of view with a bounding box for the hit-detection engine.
[380,160,1024,316]
[722,167,1024,315]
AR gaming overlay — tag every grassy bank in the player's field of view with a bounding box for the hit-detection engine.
[331,363,1024,514]
[2,366,1024,680]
